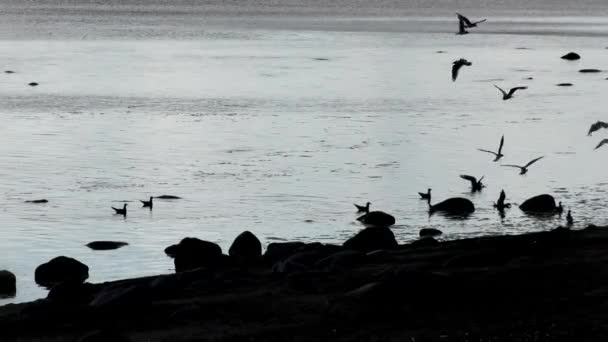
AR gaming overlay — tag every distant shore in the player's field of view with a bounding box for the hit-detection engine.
[1,224,608,341]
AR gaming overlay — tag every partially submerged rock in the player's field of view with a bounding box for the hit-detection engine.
[561,52,580,60]
[519,194,560,213]
[343,226,397,252]
[419,228,443,237]
[0,270,16,297]
[356,211,395,227]
[556,83,573,87]
[34,256,89,288]
[154,195,181,199]
[86,241,129,250]
[429,197,475,215]
[579,69,602,73]
[24,199,48,203]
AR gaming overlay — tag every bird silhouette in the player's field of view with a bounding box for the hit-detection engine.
[456,16,469,35]
[588,121,608,136]
[452,58,472,81]
[478,135,505,161]
[418,188,431,200]
[354,202,370,213]
[456,13,487,28]
[493,190,511,211]
[595,139,608,150]
[460,175,485,192]
[501,156,544,175]
[140,196,153,208]
[494,85,527,100]
[112,203,127,216]
[566,210,573,226]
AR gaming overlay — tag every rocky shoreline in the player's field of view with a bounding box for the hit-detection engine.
[2,224,608,341]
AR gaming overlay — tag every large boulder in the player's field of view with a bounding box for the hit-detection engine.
[167,238,223,272]
[561,52,580,60]
[34,256,89,288]
[343,226,398,253]
[0,270,16,297]
[315,250,365,271]
[228,231,262,261]
[263,242,306,264]
[86,241,128,250]
[47,281,96,305]
[519,194,559,213]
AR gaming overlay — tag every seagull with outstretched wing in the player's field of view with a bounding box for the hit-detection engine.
[595,139,608,150]
[494,85,528,100]
[460,174,485,192]
[588,121,608,136]
[478,135,504,161]
[456,13,487,28]
[452,58,472,81]
[501,156,544,175]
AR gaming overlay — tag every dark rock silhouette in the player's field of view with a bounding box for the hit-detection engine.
[356,211,395,227]
[155,195,181,199]
[263,242,307,265]
[519,194,563,214]
[556,83,573,86]
[165,237,223,272]
[86,241,128,250]
[0,270,16,297]
[561,52,580,60]
[411,236,439,247]
[579,69,602,73]
[343,226,397,252]
[34,256,89,288]
[47,281,95,305]
[24,199,48,203]
[28,82,38,86]
[228,231,262,261]
[4,70,15,74]
[419,228,443,237]
[315,250,365,271]
[78,330,131,342]
[429,197,475,215]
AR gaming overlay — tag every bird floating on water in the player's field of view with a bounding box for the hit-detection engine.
[140,196,153,208]
[588,121,608,136]
[354,202,370,213]
[501,156,544,175]
[460,175,485,192]
[478,135,505,161]
[493,190,511,211]
[452,58,472,81]
[418,188,431,200]
[456,13,487,28]
[494,85,527,100]
[595,139,608,150]
[112,203,127,216]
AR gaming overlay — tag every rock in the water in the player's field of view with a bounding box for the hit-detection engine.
[263,242,306,264]
[78,330,131,342]
[4,70,15,74]
[419,228,443,237]
[169,237,223,272]
[561,52,581,60]
[519,194,559,213]
[28,82,38,86]
[34,256,89,288]
[24,199,48,203]
[155,195,181,199]
[556,83,573,87]
[228,231,262,261]
[356,211,396,227]
[579,69,602,73]
[343,226,398,253]
[430,197,475,215]
[86,241,128,250]
[0,270,16,297]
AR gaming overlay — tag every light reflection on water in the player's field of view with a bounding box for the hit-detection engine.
[1,16,608,304]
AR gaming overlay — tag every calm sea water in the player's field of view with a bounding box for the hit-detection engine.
[2,1,608,304]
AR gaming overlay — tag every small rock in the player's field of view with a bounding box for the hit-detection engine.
[411,237,439,247]
[35,256,89,288]
[4,70,15,74]
[561,52,581,60]
[24,199,48,203]
[579,69,602,73]
[228,231,262,261]
[155,195,181,199]
[343,226,398,253]
[86,241,128,250]
[0,270,16,297]
[419,228,443,237]
[28,82,38,86]
[556,83,573,87]
[520,194,559,213]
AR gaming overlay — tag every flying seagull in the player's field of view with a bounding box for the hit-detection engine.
[494,85,528,100]
[456,13,487,28]
[460,175,485,192]
[478,135,505,161]
[452,58,472,81]
[493,190,511,211]
[588,121,608,136]
[501,156,544,175]
[456,16,469,35]
[595,139,608,150]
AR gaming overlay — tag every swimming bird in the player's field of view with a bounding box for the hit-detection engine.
[418,188,431,200]
[501,156,544,175]
[354,202,370,213]
[587,121,608,136]
[595,139,608,149]
[456,16,469,35]
[478,135,505,161]
[456,13,487,28]
[112,203,127,216]
[494,85,527,100]
[140,196,153,208]
[452,58,472,81]
[493,190,511,211]
[356,211,395,227]
[460,175,485,192]
[566,210,573,226]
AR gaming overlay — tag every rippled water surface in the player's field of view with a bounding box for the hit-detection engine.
[2,1,608,304]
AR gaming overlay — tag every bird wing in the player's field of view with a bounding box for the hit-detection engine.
[478,176,485,183]
[498,190,506,203]
[588,121,608,136]
[501,164,522,169]
[456,13,474,27]
[498,135,504,154]
[478,148,497,156]
[595,139,608,149]
[494,85,507,97]
[460,174,477,184]
[508,86,528,97]
[452,63,460,81]
[472,19,487,25]
[458,19,467,34]
[525,156,544,168]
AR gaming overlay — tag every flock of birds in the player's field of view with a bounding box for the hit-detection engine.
[352,12,608,230]
[110,195,181,216]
